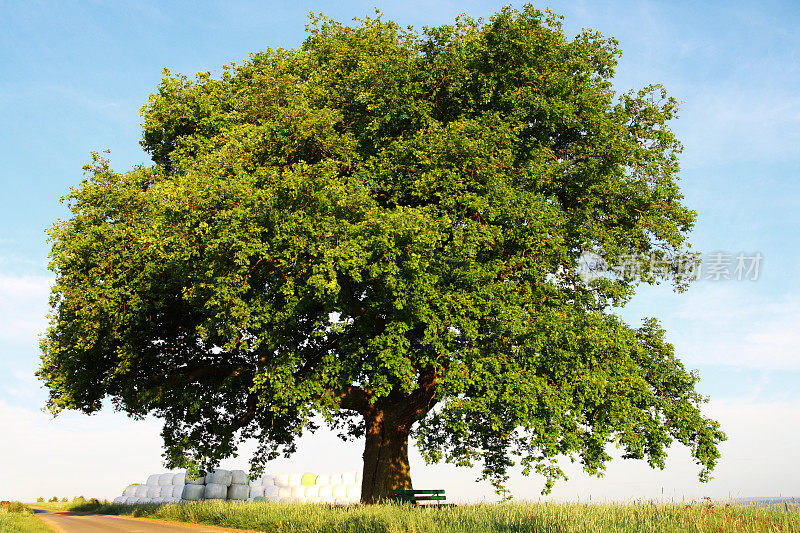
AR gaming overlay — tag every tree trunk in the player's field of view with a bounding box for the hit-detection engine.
[360,405,412,503]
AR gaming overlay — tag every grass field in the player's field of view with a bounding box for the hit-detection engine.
[0,502,54,533]
[37,499,800,532]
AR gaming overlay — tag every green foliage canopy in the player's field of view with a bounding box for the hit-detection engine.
[39,5,724,498]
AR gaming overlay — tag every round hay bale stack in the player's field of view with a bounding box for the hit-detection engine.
[158,473,174,486]
[135,485,150,498]
[146,474,160,486]
[172,472,186,485]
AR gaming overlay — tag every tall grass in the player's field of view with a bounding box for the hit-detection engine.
[0,502,54,533]
[61,499,800,533]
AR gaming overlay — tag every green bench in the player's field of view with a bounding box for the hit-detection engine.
[392,489,448,506]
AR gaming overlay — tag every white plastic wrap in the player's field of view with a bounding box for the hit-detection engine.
[171,485,185,498]
[228,483,250,501]
[304,485,320,499]
[112,496,125,504]
[186,474,205,485]
[135,485,150,498]
[250,485,265,498]
[146,474,160,486]
[159,473,174,486]
[124,485,138,497]
[230,470,248,485]
[146,486,162,499]
[290,485,306,500]
[263,485,279,501]
[315,473,332,486]
[207,469,233,487]
[317,485,333,499]
[332,485,347,499]
[341,471,358,485]
[345,484,359,498]
[182,484,205,501]
[204,483,228,500]
[172,472,186,486]
[262,475,275,486]
[277,487,292,501]
[274,474,290,487]
[287,472,303,487]
[327,473,343,486]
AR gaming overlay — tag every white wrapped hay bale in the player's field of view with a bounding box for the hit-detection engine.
[230,470,248,485]
[204,483,228,500]
[318,485,333,501]
[290,485,306,501]
[113,496,125,504]
[288,472,303,487]
[261,475,275,486]
[250,485,265,498]
[125,497,139,504]
[182,484,205,501]
[274,474,290,487]
[135,485,150,498]
[228,483,250,501]
[277,487,292,502]
[172,472,186,486]
[304,485,320,502]
[264,485,279,502]
[171,485,185,498]
[146,474,161,486]
[147,486,162,499]
[207,469,233,486]
[327,473,343,486]
[124,485,138,497]
[315,473,331,486]
[342,471,358,485]
[346,484,359,499]
[332,485,347,499]
[158,473,174,486]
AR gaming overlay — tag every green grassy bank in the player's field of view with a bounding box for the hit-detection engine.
[0,502,53,533]
[44,499,800,533]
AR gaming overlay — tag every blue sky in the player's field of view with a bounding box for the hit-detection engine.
[1,0,798,502]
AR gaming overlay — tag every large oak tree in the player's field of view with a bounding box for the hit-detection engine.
[39,6,725,502]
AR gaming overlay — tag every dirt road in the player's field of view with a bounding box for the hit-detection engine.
[31,508,256,533]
